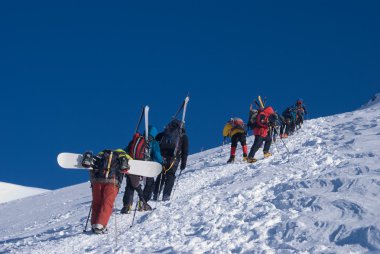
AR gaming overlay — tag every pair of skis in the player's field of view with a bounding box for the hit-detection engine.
[134,105,151,161]
[135,95,190,160]
[163,96,190,201]
[173,96,190,157]
[157,96,190,203]
[252,95,266,109]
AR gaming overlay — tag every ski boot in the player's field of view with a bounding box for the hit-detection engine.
[247,157,257,163]
[120,204,132,214]
[138,200,152,211]
[92,224,108,234]
[227,156,235,164]
[263,152,272,158]
[243,153,248,162]
[81,151,93,168]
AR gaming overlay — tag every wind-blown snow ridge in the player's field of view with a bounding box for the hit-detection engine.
[1,100,380,253]
[360,93,380,109]
[0,182,49,204]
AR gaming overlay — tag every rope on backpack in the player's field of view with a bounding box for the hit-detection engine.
[163,159,176,174]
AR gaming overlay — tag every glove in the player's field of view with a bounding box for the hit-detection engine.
[119,156,130,173]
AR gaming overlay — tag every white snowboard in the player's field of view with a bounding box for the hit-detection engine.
[57,152,162,178]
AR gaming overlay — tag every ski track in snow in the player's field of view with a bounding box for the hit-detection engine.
[1,100,380,253]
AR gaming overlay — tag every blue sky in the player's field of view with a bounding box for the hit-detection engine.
[1,1,379,189]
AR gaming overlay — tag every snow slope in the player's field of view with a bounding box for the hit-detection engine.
[1,97,380,253]
[0,182,49,204]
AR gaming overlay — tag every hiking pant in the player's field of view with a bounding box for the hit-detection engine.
[91,182,119,227]
[248,134,272,159]
[153,158,179,200]
[230,132,248,157]
[296,114,304,128]
[122,175,145,207]
[284,118,291,135]
[290,121,296,134]
[143,177,155,202]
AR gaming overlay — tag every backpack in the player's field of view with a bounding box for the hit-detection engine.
[268,112,279,127]
[282,106,294,119]
[128,133,147,160]
[230,117,245,131]
[93,149,129,179]
[247,109,258,129]
[160,119,182,153]
[255,107,275,127]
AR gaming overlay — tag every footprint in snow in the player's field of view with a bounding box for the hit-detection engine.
[330,225,380,251]
[332,199,364,219]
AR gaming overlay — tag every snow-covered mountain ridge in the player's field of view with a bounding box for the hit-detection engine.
[0,182,49,204]
[1,96,380,253]
[360,93,380,109]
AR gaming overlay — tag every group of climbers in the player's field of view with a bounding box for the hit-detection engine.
[80,96,190,234]
[279,98,308,138]
[120,121,189,214]
[70,96,308,234]
[223,97,307,164]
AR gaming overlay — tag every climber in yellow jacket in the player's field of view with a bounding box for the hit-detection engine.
[223,117,248,163]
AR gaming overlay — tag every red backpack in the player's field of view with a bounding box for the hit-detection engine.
[263,106,275,117]
[128,133,146,160]
[254,106,275,137]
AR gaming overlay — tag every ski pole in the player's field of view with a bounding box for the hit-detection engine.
[113,177,118,247]
[273,127,290,160]
[278,134,291,160]
[83,206,92,232]
[272,135,282,161]
[279,134,290,155]
[170,169,183,200]
[130,200,139,228]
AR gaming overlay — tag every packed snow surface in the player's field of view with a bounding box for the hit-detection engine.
[0,182,49,204]
[1,97,380,253]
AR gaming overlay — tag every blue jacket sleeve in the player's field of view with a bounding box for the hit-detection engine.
[150,140,163,164]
